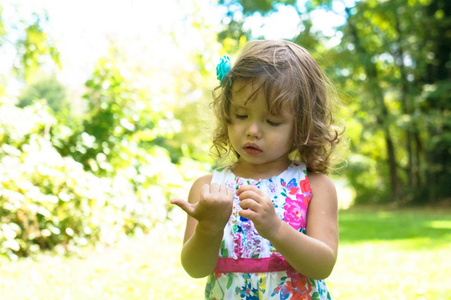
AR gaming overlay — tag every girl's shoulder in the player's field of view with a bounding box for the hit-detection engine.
[192,173,213,188]
[190,166,234,193]
[306,172,337,205]
[307,172,335,187]
[188,174,213,204]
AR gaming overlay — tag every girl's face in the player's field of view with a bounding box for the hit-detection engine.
[228,80,294,177]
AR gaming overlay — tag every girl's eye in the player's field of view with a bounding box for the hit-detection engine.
[235,114,247,119]
[267,120,282,127]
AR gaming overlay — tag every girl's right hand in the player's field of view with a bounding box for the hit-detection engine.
[171,183,234,233]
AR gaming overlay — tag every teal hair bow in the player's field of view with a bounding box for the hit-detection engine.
[216,56,232,87]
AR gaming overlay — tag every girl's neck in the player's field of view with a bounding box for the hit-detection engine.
[230,158,292,180]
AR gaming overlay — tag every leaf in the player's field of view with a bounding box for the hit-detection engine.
[312,292,321,300]
[220,240,229,257]
[226,273,233,289]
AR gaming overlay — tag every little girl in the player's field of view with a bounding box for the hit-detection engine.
[171,40,342,299]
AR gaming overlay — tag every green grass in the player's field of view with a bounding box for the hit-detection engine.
[329,207,451,299]
[0,207,450,299]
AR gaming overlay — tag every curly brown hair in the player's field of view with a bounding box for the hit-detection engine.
[211,40,343,174]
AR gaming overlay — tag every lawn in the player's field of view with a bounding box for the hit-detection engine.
[0,207,450,299]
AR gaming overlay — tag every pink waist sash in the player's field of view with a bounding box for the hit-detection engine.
[214,253,296,273]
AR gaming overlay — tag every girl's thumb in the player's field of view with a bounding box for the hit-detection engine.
[170,198,195,216]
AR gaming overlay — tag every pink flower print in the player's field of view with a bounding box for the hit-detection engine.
[298,191,311,207]
[233,234,243,258]
[225,180,235,191]
[283,194,308,231]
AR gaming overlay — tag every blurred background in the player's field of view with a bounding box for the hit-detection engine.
[0,0,450,299]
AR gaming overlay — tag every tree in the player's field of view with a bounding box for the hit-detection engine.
[334,0,451,204]
[419,0,451,202]
[14,16,61,83]
[217,0,451,204]
[17,74,67,112]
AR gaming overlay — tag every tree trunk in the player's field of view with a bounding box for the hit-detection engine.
[393,12,422,195]
[423,0,451,203]
[345,8,402,201]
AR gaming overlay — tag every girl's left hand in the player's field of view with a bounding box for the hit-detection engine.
[237,185,282,240]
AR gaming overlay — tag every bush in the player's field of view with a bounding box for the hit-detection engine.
[0,98,196,260]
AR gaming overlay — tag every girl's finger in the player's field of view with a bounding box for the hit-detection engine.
[170,198,196,217]
[239,199,259,212]
[237,185,264,196]
[218,184,228,194]
[209,183,219,193]
[238,190,262,203]
[238,208,255,220]
[200,183,211,196]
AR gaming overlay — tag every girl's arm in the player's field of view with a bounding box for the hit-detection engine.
[171,174,233,278]
[238,173,338,280]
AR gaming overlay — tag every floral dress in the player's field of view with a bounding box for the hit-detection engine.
[205,162,332,300]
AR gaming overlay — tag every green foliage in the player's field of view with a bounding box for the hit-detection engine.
[219,0,296,15]
[0,100,95,259]
[17,74,67,112]
[14,16,61,82]
[345,154,390,204]
[0,97,199,260]
[331,0,451,203]
[53,46,195,176]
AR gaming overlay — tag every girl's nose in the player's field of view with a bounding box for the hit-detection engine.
[246,122,262,139]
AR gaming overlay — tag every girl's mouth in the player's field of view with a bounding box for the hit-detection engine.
[243,143,262,155]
